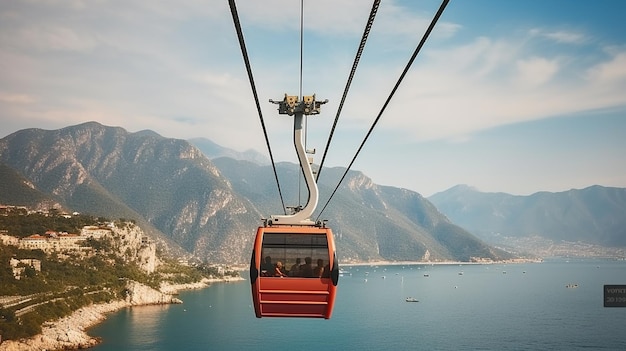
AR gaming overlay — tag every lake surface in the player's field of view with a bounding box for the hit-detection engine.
[90,259,626,350]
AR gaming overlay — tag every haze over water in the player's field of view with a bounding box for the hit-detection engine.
[91,259,626,350]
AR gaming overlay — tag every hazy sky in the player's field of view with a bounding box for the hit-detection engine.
[1,0,625,197]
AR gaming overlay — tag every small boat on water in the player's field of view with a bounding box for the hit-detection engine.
[405,297,419,302]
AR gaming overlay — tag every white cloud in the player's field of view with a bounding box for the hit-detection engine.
[514,56,560,87]
[1,0,625,196]
[529,28,587,44]
[342,31,626,144]
[545,30,586,44]
[586,51,626,84]
[1,0,625,154]
[582,50,626,108]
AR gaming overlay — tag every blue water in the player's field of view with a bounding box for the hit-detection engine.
[90,259,626,350]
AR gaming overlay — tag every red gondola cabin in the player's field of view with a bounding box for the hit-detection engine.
[250,224,339,319]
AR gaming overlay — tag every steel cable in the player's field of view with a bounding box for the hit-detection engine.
[228,0,287,214]
[317,0,450,221]
[316,0,381,182]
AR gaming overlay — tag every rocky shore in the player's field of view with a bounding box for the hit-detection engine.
[0,277,241,351]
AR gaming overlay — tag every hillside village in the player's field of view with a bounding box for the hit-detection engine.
[4,225,122,254]
[1,205,159,274]
[2,223,158,281]
[0,205,242,348]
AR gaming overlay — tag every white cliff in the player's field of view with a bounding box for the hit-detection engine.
[109,222,160,274]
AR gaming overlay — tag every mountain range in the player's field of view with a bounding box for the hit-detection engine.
[429,184,626,248]
[0,122,508,263]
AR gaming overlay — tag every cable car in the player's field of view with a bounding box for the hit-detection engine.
[249,94,338,318]
[250,223,339,318]
[231,0,451,320]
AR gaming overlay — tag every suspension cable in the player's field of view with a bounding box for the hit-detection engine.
[316,0,380,182]
[228,0,287,215]
[316,0,450,220]
[298,0,304,207]
[299,0,304,101]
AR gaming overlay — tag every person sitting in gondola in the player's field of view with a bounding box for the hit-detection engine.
[261,255,273,276]
[314,258,325,277]
[300,257,314,277]
[289,258,302,277]
[274,261,288,277]
[322,262,331,278]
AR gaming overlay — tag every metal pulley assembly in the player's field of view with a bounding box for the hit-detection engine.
[270,94,328,116]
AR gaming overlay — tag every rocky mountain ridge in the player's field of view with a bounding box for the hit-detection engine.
[429,184,626,254]
[1,122,511,263]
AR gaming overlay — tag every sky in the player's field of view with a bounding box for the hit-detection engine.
[0,0,625,197]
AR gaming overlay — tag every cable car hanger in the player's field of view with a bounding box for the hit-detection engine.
[267,94,327,226]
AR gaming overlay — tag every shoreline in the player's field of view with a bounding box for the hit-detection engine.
[0,276,244,351]
[340,258,543,267]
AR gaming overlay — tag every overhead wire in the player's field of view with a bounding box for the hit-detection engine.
[298,0,304,207]
[299,0,304,101]
[316,0,381,182]
[228,0,287,215]
[316,0,451,221]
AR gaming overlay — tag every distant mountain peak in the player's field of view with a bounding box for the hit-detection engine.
[430,184,479,199]
[346,171,374,191]
[429,184,626,249]
[188,137,269,165]
[133,129,163,138]
[450,184,479,192]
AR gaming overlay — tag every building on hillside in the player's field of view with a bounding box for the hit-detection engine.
[18,231,87,251]
[50,232,85,249]
[0,232,19,246]
[3,226,113,252]
[81,225,112,239]
[0,205,29,216]
[9,258,42,280]
[19,234,49,250]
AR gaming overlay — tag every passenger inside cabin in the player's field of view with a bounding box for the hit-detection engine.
[289,258,302,277]
[322,262,331,278]
[274,261,288,277]
[300,256,314,277]
[314,259,325,277]
[261,255,273,276]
